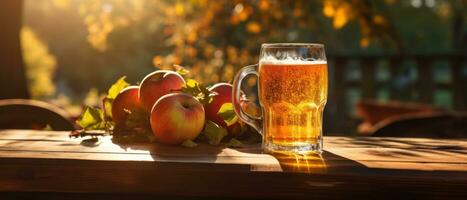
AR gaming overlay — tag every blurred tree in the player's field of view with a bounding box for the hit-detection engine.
[22,0,466,101]
[21,27,57,98]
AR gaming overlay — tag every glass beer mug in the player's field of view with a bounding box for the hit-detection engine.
[233,43,328,154]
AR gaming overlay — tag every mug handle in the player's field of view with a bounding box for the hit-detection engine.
[232,64,262,134]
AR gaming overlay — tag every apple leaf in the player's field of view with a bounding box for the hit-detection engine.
[181,79,214,105]
[101,76,130,126]
[186,78,198,89]
[106,76,130,99]
[181,139,198,148]
[102,97,113,120]
[226,138,244,148]
[181,79,199,96]
[217,103,238,126]
[174,64,190,76]
[203,120,228,146]
[76,106,105,130]
[199,84,211,97]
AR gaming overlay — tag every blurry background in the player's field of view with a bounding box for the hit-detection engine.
[4,0,467,134]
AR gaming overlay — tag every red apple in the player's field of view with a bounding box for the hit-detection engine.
[150,93,205,145]
[204,83,233,126]
[111,86,142,124]
[139,70,185,112]
[204,83,243,135]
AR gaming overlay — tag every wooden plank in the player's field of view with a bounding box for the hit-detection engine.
[0,130,466,172]
[0,158,466,199]
[0,138,281,172]
[0,129,71,141]
[324,136,467,149]
[3,130,466,150]
[1,137,466,164]
[0,130,467,199]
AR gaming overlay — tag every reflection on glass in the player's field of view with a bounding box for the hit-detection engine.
[271,151,327,173]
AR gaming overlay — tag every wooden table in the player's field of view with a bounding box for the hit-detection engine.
[0,130,466,199]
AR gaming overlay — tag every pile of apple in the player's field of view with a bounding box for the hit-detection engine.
[75,68,260,147]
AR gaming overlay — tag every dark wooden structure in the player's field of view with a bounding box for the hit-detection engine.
[0,0,29,99]
[0,130,466,199]
[0,99,74,130]
[326,53,467,133]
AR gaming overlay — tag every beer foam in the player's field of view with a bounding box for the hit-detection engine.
[260,59,327,65]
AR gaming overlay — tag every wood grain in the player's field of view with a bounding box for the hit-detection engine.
[0,129,466,199]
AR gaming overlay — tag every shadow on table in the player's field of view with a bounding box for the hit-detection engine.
[77,134,224,169]
[109,140,234,171]
[78,134,367,173]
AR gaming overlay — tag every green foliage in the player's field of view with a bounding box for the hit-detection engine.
[106,76,130,99]
[102,97,113,119]
[174,65,190,77]
[77,76,133,131]
[217,103,238,126]
[226,138,244,148]
[181,78,215,105]
[102,76,130,120]
[202,120,228,146]
[181,139,198,148]
[76,106,105,130]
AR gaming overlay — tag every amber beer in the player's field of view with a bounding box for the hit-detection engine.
[233,43,327,153]
[259,61,328,149]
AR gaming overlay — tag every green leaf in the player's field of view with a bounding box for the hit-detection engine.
[203,120,228,146]
[199,85,215,105]
[174,64,190,76]
[103,76,129,124]
[181,139,198,148]
[106,76,130,99]
[102,97,113,120]
[226,138,244,148]
[217,103,238,126]
[185,78,198,88]
[76,106,105,130]
[180,79,214,105]
[199,84,211,96]
[181,79,200,96]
